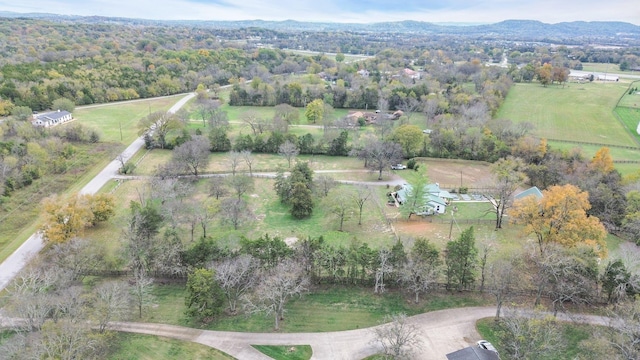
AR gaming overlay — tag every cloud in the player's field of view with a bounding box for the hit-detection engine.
[1,0,638,24]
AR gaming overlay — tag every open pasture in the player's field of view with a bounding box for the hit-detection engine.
[74,96,180,144]
[496,82,636,147]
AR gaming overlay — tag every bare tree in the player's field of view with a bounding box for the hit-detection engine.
[194,98,221,127]
[399,257,440,304]
[487,258,521,320]
[351,185,372,225]
[208,107,229,129]
[371,313,423,359]
[197,199,218,239]
[315,175,337,197]
[324,187,356,231]
[278,140,299,168]
[498,308,565,359]
[227,150,243,176]
[6,267,58,331]
[219,198,253,230]
[209,176,229,199]
[355,139,403,180]
[130,268,154,319]
[601,299,640,359]
[242,110,269,135]
[45,237,103,282]
[172,135,211,176]
[375,248,394,294]
[37,319,99,360]
[93,281,132,333]
[213,254,260,313]
[245,259,309,330]
[227,174,254,199]
[482,156,525,229]
[240,150,255,176]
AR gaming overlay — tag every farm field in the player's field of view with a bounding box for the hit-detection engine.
[74,95,181,145]
[496,81,636,147]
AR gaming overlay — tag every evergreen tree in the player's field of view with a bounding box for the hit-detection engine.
[445,227,478,291]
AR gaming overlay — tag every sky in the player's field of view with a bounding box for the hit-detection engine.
[1,0,639,25]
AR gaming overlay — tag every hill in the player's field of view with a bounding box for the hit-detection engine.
[1,11,639,45]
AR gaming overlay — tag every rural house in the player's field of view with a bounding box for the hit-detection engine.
[446,346,500,360]
[32,110,73,127]
[514,186,543,201]
[391,183,454,215]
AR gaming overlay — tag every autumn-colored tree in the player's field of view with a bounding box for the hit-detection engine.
[304,99,324,124]
[87,193,116,225]
[536,63,553,87]
[509,184,607,256]
[41,194,94,244]
[591,147,615,174]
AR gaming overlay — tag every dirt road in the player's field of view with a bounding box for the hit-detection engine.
[111,306,496,360]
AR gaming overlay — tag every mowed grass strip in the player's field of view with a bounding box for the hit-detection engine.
[496,82,636,147]
[252,345,312,360]
[146,284,491,332]
[108,332,236,360]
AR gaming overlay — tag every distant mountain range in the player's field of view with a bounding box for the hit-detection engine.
[1,11,639,44]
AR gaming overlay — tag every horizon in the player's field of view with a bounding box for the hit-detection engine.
[1,0,638,26]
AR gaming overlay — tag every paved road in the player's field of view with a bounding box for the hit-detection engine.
[110,306,497,360]
[0,92,196,292]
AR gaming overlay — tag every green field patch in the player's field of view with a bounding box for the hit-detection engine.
[108,332,235,360]
[252,345,312,360]
[497,82,635,147]
[75,96,179,144]
[147,284,491,332]
[546,140,640,162]
[614,106,640,144]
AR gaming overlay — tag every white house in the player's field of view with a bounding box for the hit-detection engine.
[32,110,73,127]
[392,183,453,215]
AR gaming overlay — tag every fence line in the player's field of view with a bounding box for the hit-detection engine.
[543,138,640,150]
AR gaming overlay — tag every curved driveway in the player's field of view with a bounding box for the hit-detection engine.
[111,306,497,360]
[0,93,195,291]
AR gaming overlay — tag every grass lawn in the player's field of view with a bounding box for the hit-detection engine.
[146,284,492,332]
[252,345,312,360]
[74,96,180,145]
[546,140,640,163]
[476,317,595,360]
[496,82,636,147]
[108,332,235,360]
[614,106,640,145]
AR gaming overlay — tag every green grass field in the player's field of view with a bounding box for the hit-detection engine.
[108,333,235,360]
[74,96,180,144]
[497,82,636,147]
[144,284,491,332]
[252,345,312,360]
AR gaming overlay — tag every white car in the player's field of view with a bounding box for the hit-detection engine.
[391,164,407,170]
[477,340,498,353]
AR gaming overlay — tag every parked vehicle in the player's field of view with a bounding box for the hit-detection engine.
[477,340,498,353]
[391,164,407,170]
